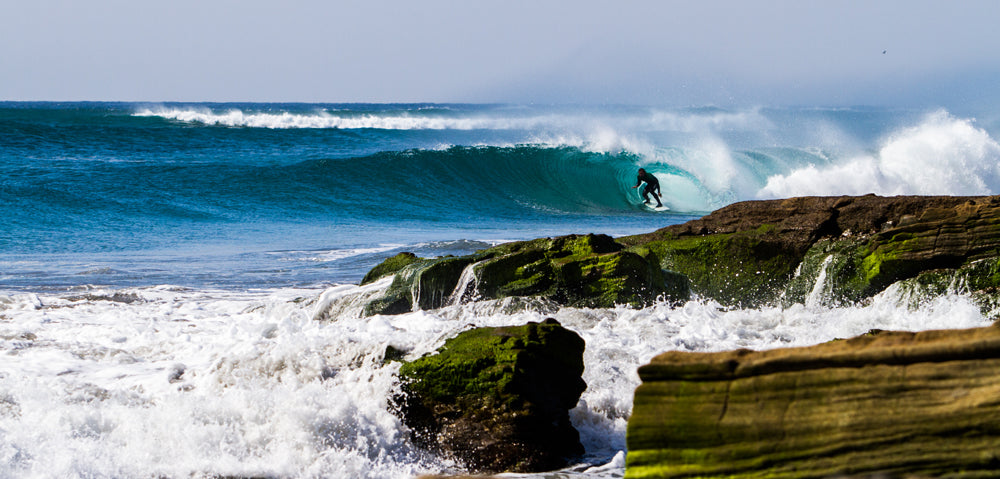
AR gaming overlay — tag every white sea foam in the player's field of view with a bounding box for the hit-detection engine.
[134,106,771,136]
[135,107,559,130]
[758,110,1000,198]
[0,283,990,478]
[271,244,406,263]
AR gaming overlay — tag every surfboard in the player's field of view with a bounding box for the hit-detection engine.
[640,201,669,211]
[635,182,668,211]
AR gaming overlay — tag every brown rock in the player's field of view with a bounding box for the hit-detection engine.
[626,194,989,256]
[627,325,1000,478]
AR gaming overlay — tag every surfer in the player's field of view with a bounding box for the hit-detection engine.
[632,168,663,207]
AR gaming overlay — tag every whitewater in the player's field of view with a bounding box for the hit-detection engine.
[2,103,1000,478]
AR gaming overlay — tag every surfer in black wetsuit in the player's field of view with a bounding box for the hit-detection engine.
[632,168,663,207]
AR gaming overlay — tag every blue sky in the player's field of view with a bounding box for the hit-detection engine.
[3,0,999,107]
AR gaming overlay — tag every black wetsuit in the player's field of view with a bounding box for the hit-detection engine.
[635,171,662,206]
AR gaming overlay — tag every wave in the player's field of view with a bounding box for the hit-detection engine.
[132,104,772,133]
[135,106,527,130]
[13,120,1000,230]
[294,146,651,214]
[758,110,1000,198]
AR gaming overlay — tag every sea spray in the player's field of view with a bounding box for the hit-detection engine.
[0,284,990,478]
[804,255,835,309]
[759,110,1000,198]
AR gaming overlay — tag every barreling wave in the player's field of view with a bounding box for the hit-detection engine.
[281,145,661,216]
[2,144,691,230]
[16,109,1000,226]
[129,105,1000,207]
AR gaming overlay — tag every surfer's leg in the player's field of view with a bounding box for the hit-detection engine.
[644,185,661,206]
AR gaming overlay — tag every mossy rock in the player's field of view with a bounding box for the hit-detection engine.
[890,257,1000,319]
[359,234,684,316]
[397,319,586,473]
[357,197,1000,313]
[362,255,477,316]
[781,237,871,307]
[783,214,1000,309]
[641,226,802,308]
[361,252,421,285]
[472,234,677,308]
[850,200,1000,297]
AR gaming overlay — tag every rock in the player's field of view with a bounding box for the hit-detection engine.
[628,195,982,251]
[361,252,420,285]
[620,195,1000,308]
[627,325,1000,478]
[626,223,804,307]
[469,234,677,308]
[853,198,1000,294]
[359,234,685,316]
[352,195,1000,314]
[363,255,477,316]
[397,319,586,473]
[780,196,1000,308]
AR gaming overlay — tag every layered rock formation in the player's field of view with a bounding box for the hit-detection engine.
[396,319,586,473]
[627,325,1000,478]
[621,194,1000,309]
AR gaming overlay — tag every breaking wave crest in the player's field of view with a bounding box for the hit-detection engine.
[758,110,1000,198]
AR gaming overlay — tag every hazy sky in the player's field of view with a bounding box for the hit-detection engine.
[3,0,999,107]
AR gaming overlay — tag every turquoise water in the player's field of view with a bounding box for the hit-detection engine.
[6,102,999,290]
[2,103,698,289]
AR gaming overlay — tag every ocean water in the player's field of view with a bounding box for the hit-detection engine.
[1,102,999,478]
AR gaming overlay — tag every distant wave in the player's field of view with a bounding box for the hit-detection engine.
[135,106,533,130]
[132,105,770,133]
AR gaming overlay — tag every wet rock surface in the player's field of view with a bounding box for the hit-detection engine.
[396,319,586,473]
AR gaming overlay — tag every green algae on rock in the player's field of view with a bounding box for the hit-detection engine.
[360,234,685,316]
[621,195,1000,310]
[781,197,1000,312]
[471,234,675,308]
[351,195,1000,316]
[360,252,421,285]
[627,325,1000,478]
[397,319,586,473]
[631,225,802,308]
